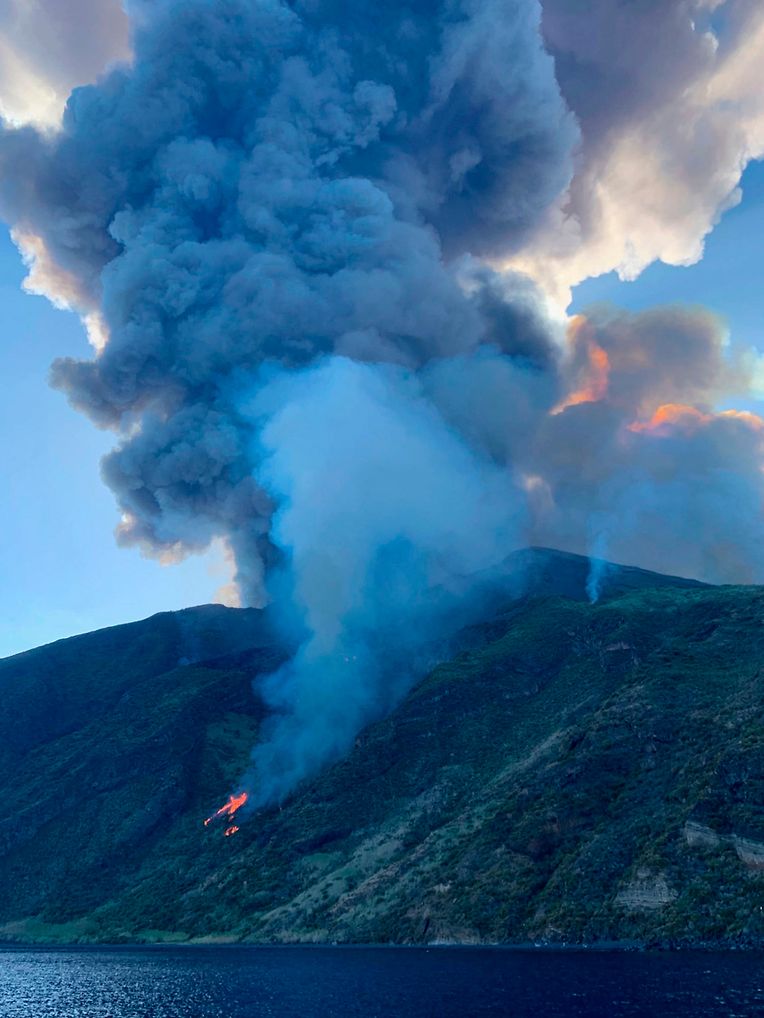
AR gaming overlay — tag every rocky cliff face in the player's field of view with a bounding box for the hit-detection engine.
[0,550,762,947]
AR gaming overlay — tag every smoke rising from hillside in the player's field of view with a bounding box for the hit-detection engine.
[246,356,525,802]
[1,0,763,802]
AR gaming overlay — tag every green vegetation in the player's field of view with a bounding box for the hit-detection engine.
[0,552,762,946]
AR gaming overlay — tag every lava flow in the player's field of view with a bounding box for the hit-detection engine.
[203,791,249,830]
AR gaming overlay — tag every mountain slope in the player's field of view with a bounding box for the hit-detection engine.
[0,550,762,947]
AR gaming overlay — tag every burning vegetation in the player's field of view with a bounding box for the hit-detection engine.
[203,792,248,834]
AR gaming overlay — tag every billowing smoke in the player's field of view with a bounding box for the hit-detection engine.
[0,0,574,599]
[0,0,763,803]
[516,0,764,305]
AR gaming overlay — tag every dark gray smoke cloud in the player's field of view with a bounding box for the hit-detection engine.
[0,0,575,605]
[1,0,763,804]
[0,0,577,801]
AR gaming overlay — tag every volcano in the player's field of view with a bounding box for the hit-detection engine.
[0,548,762,948]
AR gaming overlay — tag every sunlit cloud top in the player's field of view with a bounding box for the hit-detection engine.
[0,0,129,127]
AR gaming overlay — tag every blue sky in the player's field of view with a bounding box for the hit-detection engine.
[0,234,226,657]
[571,161,764,357]
[0,160,762,658]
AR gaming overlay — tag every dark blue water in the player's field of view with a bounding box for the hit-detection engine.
[0,946,762,1017]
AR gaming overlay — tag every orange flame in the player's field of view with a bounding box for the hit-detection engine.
[553,318,610,415]
[224,825,240,837]
[203,791,248,828]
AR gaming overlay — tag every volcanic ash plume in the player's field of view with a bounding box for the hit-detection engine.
[1,0,764,804]
[0,0,575,801]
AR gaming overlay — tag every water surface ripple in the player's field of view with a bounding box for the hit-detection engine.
[1,945,763,1017]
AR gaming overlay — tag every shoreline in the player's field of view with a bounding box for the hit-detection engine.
[1,938,762,953]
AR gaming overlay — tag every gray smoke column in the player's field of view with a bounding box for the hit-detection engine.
[0,0,574,596]
[0,0,576,801]
[2,0,764,806]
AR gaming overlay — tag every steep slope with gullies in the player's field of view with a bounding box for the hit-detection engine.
[0,550,762,947]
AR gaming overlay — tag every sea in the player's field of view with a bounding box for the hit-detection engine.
[0,945,762,1017]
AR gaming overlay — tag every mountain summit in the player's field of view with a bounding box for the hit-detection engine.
[0,549,762,947]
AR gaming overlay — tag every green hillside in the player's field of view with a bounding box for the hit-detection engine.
[0,550,762,947]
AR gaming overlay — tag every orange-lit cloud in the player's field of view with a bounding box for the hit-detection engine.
[628,403,712,435]
[552,316,611,414]
[629,403,764,436]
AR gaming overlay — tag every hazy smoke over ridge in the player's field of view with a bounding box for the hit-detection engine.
[1,0,763,802]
